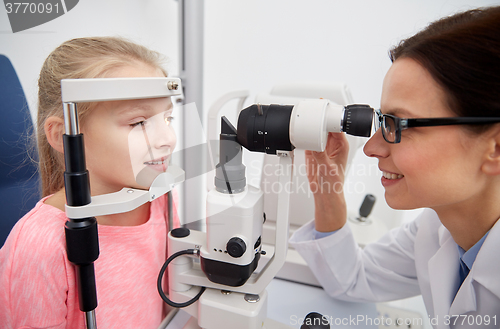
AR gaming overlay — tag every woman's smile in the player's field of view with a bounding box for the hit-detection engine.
[381,170,404,187]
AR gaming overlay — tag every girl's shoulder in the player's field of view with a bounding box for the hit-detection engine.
[3,197,68,258]
[0,198,73,327]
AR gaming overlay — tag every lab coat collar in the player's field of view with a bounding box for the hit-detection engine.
[449,273,476,315]
[437,224,450,247]
[469,218,500,299]
[433,219,500,317]
[428,226,461,323]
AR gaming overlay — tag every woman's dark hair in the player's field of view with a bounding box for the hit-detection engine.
[389,6,500,130]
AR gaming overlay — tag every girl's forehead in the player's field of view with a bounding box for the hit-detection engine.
[118,97,173,114]
[106,96,171,110]
[87,97,172,123]
[107,62,165,78]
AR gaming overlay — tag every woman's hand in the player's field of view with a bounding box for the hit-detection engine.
[305,132,349,232]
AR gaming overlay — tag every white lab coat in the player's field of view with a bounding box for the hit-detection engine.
[289,208,500,329]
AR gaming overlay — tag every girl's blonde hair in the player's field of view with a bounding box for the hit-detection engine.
[37,36,168,197]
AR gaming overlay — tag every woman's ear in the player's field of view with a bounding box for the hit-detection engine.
[481,127,500,176]
[44,116,65,153]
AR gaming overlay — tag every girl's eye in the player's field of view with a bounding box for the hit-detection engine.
[165,116,174,126]
[130,120,145,128]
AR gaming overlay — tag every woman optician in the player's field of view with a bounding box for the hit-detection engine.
[290,6,500,328]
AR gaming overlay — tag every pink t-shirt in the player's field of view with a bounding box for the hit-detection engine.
[0,193,180,329]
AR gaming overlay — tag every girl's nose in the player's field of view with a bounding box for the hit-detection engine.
[153,119,176,149]
[145,114,176,150]
[363,128,389,159]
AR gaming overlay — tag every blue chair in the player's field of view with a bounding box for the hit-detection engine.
[0,54,40,247]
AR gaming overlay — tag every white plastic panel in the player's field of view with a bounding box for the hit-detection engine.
[61,77,182,103]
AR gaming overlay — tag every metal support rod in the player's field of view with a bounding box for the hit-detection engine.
[62,102,100,329]
[179,0,205,229]
[85,310,97,329]
[64,102,79,135]
[168,191,174,229]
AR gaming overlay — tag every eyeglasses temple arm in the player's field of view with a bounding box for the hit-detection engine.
[406,117,500,128]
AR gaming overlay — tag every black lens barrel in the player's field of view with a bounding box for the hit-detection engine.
[237,104,295,155]
[237,103,374,153]
[343,104,373,137]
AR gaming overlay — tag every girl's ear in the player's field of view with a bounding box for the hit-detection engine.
[481,127,500,176]
[44,116,65,153]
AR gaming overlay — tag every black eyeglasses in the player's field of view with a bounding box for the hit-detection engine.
[375,110,500,144]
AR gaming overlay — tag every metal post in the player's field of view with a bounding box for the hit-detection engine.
[62,102,100,329]
[179,0,206,230]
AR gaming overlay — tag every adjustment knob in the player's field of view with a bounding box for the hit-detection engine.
[226,237,246,258]
[301,312,331,329]
[359,194,376,218]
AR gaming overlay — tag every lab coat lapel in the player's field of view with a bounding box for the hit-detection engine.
[448,274,476,315]
[449,218,500,315]
[469,218,500,300]
[428,226,460,328]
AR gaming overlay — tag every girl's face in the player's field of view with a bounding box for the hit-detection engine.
[81,63,177,195]
[363,58,491,212]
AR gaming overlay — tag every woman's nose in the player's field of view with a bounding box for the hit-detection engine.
[363,128,389,159]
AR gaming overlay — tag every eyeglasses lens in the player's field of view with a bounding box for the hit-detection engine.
[382,116,397,143]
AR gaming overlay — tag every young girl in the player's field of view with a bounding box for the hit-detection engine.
[0,37,180,328]
[290,6,500,328]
